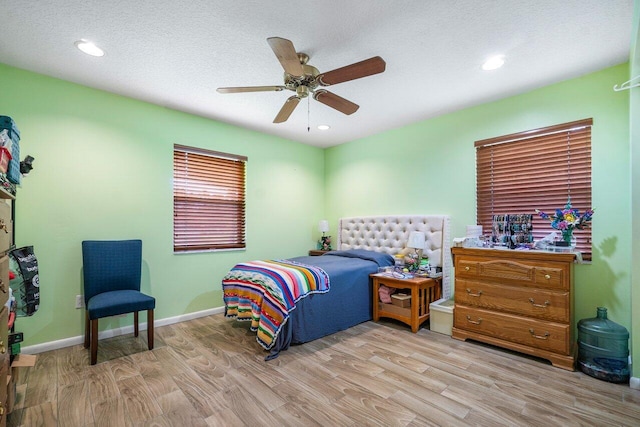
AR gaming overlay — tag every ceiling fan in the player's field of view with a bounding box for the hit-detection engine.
[217,37,386,123]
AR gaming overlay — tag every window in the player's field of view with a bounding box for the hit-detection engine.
[173,145,247,252]
[475,118,593,259]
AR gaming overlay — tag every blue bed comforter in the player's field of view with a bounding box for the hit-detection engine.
[266,249,394,359]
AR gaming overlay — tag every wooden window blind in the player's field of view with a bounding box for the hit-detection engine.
[475,118,593,259]
[173,145,247,252]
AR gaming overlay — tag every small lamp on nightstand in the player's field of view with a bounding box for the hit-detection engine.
[406,231,425,271]
[318,220,332,250]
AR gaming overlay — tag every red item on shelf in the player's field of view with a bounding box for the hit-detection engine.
[0,147,11,173]
[8,311,15,329]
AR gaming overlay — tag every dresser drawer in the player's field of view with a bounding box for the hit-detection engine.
[0,307,7,370]
[0,256,7,308]
[455,257,569,291]
[0,201,10,253]
[455,279,569,322]
[455,305,570,355]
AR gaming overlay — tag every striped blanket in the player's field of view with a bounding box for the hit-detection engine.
[222,259,330,350]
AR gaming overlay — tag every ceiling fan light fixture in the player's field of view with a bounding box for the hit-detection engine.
[75,40,105,57]
[482,55,505,71]
[296,85,309,98]
[317,125,330,130]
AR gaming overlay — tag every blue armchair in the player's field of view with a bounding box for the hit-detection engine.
[82,239,155,365]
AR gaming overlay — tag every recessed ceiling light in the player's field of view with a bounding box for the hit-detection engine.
[482,55,505,71]
[75,40,105,57]
[317,125,330,130]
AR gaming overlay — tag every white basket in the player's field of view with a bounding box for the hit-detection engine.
[429,298,454,336]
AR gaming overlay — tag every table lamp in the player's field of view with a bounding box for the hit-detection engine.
[407,231,425,258]
[318,220,329,236]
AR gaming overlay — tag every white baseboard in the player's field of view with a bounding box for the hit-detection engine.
[630,376,640,390]
[20,306,226,355]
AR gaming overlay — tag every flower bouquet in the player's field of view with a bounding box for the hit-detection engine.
[319,235,332,251]
[535,198,594,247]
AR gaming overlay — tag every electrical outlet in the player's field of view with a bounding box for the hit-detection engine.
[75,295,84,309]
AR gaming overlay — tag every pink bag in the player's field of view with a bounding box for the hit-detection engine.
[378,285,396,303]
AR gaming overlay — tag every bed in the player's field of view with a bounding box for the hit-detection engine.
[223,214,451,359]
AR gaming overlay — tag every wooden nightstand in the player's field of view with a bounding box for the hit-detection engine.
[370,273,441,332]
[308,250,330,256]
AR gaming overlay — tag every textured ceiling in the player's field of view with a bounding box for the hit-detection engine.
[0,1,634,147]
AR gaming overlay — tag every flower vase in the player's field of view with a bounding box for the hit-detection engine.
[555,230,576,249]
[320,235,332,251]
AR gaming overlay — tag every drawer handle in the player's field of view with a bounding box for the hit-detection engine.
[0,279,4,293]
[544,274,551,280]
[464,266,470,271]
[528,298,550,308]
[466,288,483,297]
[0,219,7,234]
[529,329,550,340]
[466,315,482,325]
[0,403,4,416]
[0,345,5,354]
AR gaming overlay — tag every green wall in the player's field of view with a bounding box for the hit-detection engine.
[630,0,639,381]
[325,63,633,366]
[0,55,635,378]
[0,64,325,347]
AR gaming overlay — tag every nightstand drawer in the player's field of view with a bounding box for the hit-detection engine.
[308,250,330,256]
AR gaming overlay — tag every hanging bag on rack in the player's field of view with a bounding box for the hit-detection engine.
[9,246,40,316]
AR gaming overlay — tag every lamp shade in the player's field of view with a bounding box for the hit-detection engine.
[318,220,329,233]
[407,231,426,249]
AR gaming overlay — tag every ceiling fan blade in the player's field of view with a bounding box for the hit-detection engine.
[273,96,300,123]
[217,86,285,94]
[313,90,359,115]
[267,37,304,77]
[317,56,386,86]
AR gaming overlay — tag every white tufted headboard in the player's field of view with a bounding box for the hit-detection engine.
[337,215,452,298]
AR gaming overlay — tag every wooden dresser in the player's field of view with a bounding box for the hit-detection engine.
[0,189,13,424]
[451,247,576,370]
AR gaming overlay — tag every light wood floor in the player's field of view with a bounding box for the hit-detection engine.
[7,314,640,426]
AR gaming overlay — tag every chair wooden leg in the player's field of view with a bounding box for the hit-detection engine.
[147,309,154,350]
[90,318,98,365]
[84,311,90,349]
[134,311,139,337]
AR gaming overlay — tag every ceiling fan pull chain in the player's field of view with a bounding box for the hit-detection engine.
[307,96,310,132]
